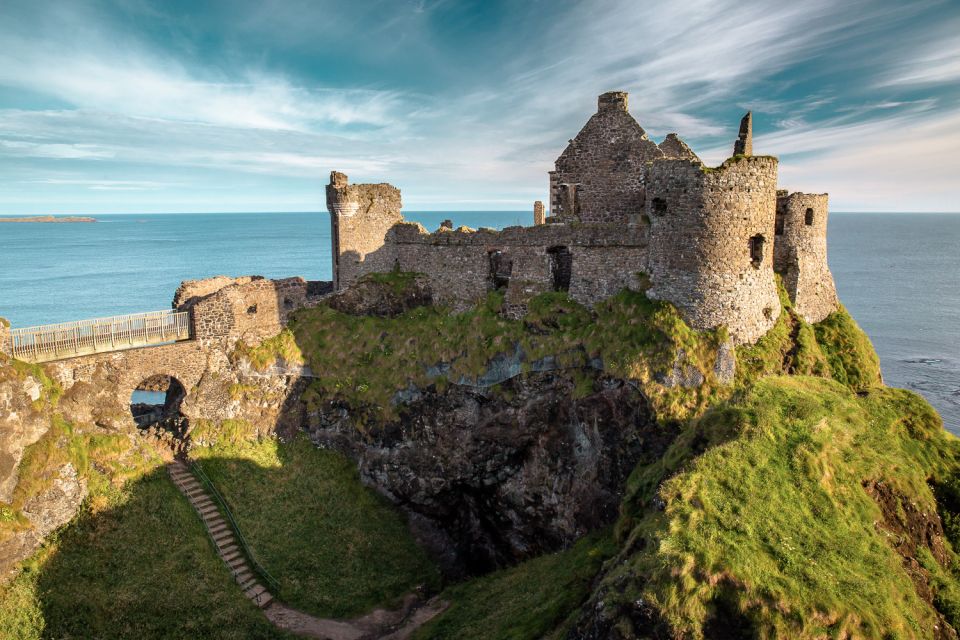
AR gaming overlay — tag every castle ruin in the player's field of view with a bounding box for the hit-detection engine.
[327,91,839,344]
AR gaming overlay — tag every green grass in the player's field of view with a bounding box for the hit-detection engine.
[192,436,440,618]
[0,469,292,639]
[239,284,730,427]
[413,532,616,640]
[598,377,960,639]
[813,305,883,391]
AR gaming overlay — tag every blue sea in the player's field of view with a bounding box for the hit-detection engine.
[1,211,957,433]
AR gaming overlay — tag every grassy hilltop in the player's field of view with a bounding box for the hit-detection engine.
[0,276,957,639]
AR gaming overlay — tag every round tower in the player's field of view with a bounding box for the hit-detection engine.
[645,156,782,344]
[773,192,838,322]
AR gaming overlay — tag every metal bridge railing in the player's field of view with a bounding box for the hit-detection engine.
[9,310,191,363]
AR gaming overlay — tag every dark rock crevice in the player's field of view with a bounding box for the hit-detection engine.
[305,370,673,578]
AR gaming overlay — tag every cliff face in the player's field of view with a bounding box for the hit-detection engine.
[306,370,669,576]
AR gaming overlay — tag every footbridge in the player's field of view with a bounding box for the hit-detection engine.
[0,275,326,431]
[9,310,192,363]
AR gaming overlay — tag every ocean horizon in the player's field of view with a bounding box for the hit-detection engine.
[1,210,957,434]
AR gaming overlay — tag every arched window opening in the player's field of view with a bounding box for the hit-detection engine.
[547,246,573,292]
[749,234,765,268]
[130,374,189,443]
[488,250,512,291]
[805,208,814,226]
[651,197,667,216]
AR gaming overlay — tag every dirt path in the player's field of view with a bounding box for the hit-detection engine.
[264,594,448,640]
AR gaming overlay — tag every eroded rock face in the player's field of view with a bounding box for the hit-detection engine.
[305,370,673,576]
[326,274,432,318]
[0,368,52,503]
[0,462,87,581]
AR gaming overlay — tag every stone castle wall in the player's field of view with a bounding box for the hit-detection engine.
[390,221,649,313]
[645,156,782,344]
[774,192,838,322]
[0,320,9,356]
[550,92,663,224]
[180,276,313,344]
[326,171,403,290]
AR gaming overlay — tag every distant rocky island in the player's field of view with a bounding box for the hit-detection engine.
[0,215,96,223]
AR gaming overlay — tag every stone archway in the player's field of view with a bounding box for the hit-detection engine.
[129,374,189,440]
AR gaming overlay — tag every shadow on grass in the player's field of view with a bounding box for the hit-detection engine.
[1,439,440,639]
[1,465,290,639]
[190,437,441,619]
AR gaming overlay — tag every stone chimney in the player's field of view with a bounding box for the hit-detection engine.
[733,111,753,156]
[533,201,545,225]
[598,91,628,113]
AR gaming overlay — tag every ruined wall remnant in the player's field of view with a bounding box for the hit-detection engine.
[774,192,838,322]
[550,92,664,223]
[326,171,403,291]
[645,156,781,344]
[0,320,9,356]
[180,276,314,344]
[658,133,700,161]
[390,221,649,313]
[733,111,753,156]
[533,200,545,225]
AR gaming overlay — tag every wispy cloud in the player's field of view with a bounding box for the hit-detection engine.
[0,0,956,212]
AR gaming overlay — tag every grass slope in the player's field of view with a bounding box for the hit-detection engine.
[602,377,960,639]
[413,533,616,640]
[192,437,440,618]
[0,470,291,639]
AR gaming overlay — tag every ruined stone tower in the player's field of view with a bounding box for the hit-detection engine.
[645,155,782,344]
[326,171,403,291]
[774,191,838,322]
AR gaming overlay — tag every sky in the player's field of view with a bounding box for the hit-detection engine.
[0,0,957,214]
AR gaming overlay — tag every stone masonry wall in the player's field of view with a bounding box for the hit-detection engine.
[550,92,663,224]
[327,171,403,291]
[645,156,782,344]
[182,276,311,344]
[0,320,9,356]
[390,222,649,313]
[774,192,838,323]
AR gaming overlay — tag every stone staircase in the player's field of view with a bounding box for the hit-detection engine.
[167,460,274,609]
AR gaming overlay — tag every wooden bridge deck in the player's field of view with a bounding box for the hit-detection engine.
[9,310,191,363]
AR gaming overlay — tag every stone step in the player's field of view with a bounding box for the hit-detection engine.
[234,569,254,585]
[218,544,240,563]
[255,592,274,609]
[222,550,243,564]
[245,583,267,599]
[198,504,219,517]
[193,499,216,511]
[212,529,233,544]
[208,523,230,537]
[226,555,247,571]
[238,574,258,591]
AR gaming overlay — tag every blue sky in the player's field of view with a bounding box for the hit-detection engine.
[0,0,957,214]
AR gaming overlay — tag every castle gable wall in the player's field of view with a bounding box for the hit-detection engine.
[551,92,663,224]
